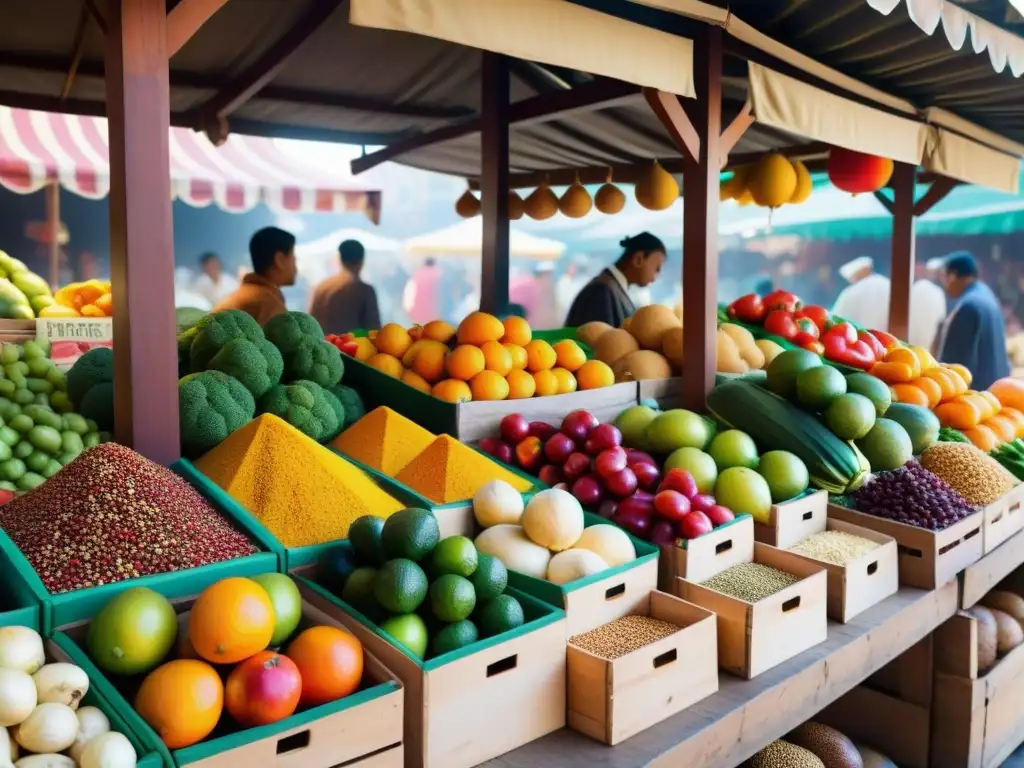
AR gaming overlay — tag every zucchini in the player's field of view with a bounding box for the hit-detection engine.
[707,380,869,494]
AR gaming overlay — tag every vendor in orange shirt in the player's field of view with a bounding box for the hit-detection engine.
[214,226,297,326]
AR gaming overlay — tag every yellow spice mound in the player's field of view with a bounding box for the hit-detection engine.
[330,406,436,476]
[395,435,532,504]
[196,414,404,547]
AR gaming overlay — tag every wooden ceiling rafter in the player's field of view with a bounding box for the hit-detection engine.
[61,1,93,100]
[166,0,233,57]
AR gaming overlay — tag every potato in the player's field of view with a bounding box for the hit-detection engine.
[970,605,998,671]
[990,608,1024,654]
[981,590,1024,627]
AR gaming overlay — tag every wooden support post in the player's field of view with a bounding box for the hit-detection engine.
[479,52,510,315]
[888,162,916,341]
[105,0,180,464]
[45,182,60,290]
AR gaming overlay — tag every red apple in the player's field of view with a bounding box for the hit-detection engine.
[225,651,302,727]
[594,447,628,478]
[478,437,513,465]
[597,499,619,520]
[538,464,564,487]
[690,493,716,513]
[528,421,558,441]
[604,467,638,498]
[571,474,605,508]
[500,413,530,445]
[544,433,576,465]
[562,410,599,443]
[678,510,713,540]
[563,452,592,483]
[585,424,622,454]
[0,489,13,505]
[650,521,678,547]
[613,495,655,538]
[632,490,655,505]
[705,505,735,526]
[660,468,699,498]
[625,449,657,468]
[515,436,544,473]
[632,461,661,492]
[654,490,691,522]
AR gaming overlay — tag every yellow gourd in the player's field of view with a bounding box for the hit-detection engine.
[719,166,749,201]
[737,189,754,206]
[455,189,480,218]
[524,184,558,220]
[558,177,592,218]
[789,160,812,204]
[508,191,525,220]
[594,178,625,215]
[635,160,678,211]
[748,153,797,209]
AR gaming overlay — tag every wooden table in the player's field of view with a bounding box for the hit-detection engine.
[481,581,958,768]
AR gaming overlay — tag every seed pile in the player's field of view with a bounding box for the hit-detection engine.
[851,461,975,530]
[0,443,257,594]
[569,615,680,660]
[331,406,436,476]
[196,414,404,547]
[700,562,800,602]
[395,434,532,504]
[921,442,1015,507]
[789,530,880,566]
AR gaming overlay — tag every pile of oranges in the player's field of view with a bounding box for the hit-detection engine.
[352,312,615,402]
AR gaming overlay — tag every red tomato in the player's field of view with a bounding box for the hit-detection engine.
[225,651,302,727]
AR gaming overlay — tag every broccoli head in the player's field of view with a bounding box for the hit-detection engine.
[179,370,256,458]
[66,347,113,409]
[330,384,365,428]
[282,338,344,388]
[79,380,115,432]
[264,311,324,351]
[177,326,199,379]
[208,338,284,399]
[188,309,264,372]
[258,379,340,442]
[295,380,344,440]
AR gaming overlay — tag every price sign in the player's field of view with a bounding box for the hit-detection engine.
[37,318,113,368]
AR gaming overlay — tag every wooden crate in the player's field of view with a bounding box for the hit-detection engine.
[783,517,899,623]
[753,490,828,549]
[676,542,828,679]
[867,635,934,707]
[567,590,717,745]
[658,514,754,589]
[982,487,1024,554]
[637,377,681,408]
[827,503,983,589]
[820,685,931,767]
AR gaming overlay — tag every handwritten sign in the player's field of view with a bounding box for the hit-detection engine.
[37,318,113,368]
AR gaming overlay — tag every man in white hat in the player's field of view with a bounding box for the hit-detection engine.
[832,256,890,331]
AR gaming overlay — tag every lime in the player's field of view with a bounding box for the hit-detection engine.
[25,451,48,474]
[349,515,386,566]
[664,447,718,494]
[765,349,822,399]
[756,450,810,503]
[432,620,479,657]
[42,459,62,478]
[250,573,303,647]
[379,614,429,659]
[430,574,477,622]
[470,553,507,603]
[381,508,440,562]
[845,372,892,417]
[824,393,877,440]
[87,587,177,675]
[714,467,773,524]
[475,594,525,638]
[0,458,25,482]
[62,413,88,435]
[9,414,32,434]
[431,536,478,578]
[707,430,759,470]
[341,566,379,615]
[17,472,44,491]
[0,426,16,447]
[27,425,62,454]
[374,559,428,614]
[795,366,847,411]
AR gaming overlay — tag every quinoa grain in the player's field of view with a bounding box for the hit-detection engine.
[789,530,880,566]
[700,562,799,602]
[921,442,1014,507]
[569,615,680,659]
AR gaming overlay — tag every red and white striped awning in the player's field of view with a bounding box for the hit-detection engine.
[0,107,381,221]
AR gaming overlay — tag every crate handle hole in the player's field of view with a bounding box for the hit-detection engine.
[276,730,310,755]
[715,539,733,555]
[605,583,626,600]
[781,596,801,612]
[653,648,677,669]
[1010,503,1021,514]
[802,511,813,521]
[898,544,924,558]
[487,655,518,677]
[991,512,1004,524]
[867,561,878,576]
[965,527,981,542]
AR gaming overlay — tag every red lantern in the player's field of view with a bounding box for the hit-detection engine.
[827,148,894,194]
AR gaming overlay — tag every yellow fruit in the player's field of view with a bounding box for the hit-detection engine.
[39,304,80,318]
[635,160,678,211]
[375,323,413,358]
[594,182,626,214]
[552,368,577,394]
[576,321,612,347]
[532,370,559,397]
[455,189,480,218]
[612,350,674,382]
[552,340,586,372]
[576,360,614,390]
[506,369,536,399]
[558,180,592,218]
[524,184,559,220]
[409,340,448,383]
[470,370,510,401]
[367,353,404,378]
[446,345,486,381]
[504,343,528,371]
[629,305,681,350]
[501,316,532,346]
[480,340,513,376]
[524,340,557,372]
[432,379,472,403]
[422,320,456,344]
[457,311,505,345]
[402,369,432,393]
[508,191,525,221]
[593,327,640,365]
[789,160,812,204]
[662,328,684,371]
[748,153,797,208]
[351,337,376,361]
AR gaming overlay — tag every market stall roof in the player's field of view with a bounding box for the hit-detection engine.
[296,227,399,256]
[403,218,566,260]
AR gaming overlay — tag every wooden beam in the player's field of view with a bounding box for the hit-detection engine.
[873,190,895,215]
[719,101,753,167]
[479,53,510,316]
[725,141,830,169]
[84,0,108,34]
[643,88,699,161]
[105,0,180,463]
[166,0,231,57]
[888,162,916,341]
[913,176,959,217]
[61,2,92,100]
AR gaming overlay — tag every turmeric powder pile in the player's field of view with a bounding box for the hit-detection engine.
[331,406,435,475]
[196,414,404,547]
[396,435,533,504]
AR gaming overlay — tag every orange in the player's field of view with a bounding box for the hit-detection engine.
[506,369,536,399]
[576,359,614,390]
[999,407,1024,437]
[446,345,486,381]
[552,340,586,372]
[935,400,982,430]
[884,348,921,378]
[946,363,972,387]
[287,626,363,708]
[480,340,513,376]
[991,377,1024,411]
[470,370,510,401]
[367,352,404,378]
[189,577,275,664]
[432,379,472,403]
[890,384,929,408]
[375,323,413,358]
[984,415,1017,443]
[552,368,577,394]
[407,340,448,383]
[402,369,432,393]
[422,320,457,344]
[921,367,959,402]
[533,369,559,397]
[504,343,528,371]
[524,339,556,373]
[94,293,114,316]
[457,311,504,345]
[501,316,533,346]
[352,337,377,361]
[908,377,942,409]
[964,425,1000,453]
[135,659,223,749]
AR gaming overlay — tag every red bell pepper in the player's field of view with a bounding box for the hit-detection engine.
[795,305,829,332]
[858,330,887,360]
[727,293,767,324]
[763,310,798,341]
[869,329,900,350]
[326,333,360,357]
[821,323,876,369]
[763,290,801,312]
[825,322,857,345]
[792,317,820,346]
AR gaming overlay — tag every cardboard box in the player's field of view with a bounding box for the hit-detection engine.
[658,514,753,589]
[753,490,828,549]
[567,590,717,745]
[820,685,930,767]
[982,486,1024,554]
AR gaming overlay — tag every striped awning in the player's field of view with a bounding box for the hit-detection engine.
[0,107,381,221]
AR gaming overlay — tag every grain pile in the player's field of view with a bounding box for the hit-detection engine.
[921,442,1015,506]
[0,443,257,594]
[700,563,799,602]
[330,406,435,476]
[395,435,533,504]
[568,615,680,660]
[789,530,880,566]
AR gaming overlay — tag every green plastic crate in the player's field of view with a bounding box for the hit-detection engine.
[0,534,40,627]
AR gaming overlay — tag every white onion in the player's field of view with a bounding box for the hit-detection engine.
[11,703,78,754]
[14,756,75,768]
[69,707,110,763]
[80,732,137,768]
[0,725,16,768]
[0,670,36,727]
[31,665,88,711]
[0,629,44,676]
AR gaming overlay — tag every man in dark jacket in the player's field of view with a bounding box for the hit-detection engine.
[308,239,381,334]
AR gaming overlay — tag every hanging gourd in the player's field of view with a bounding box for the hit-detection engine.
[748,153,797,208]
[719,165,749,201]
[455,188,480,218]
[594,170,626,214]
[737,189,754,206]
[827,148,894,194]
[524,182,559,220]
[635,160,679,211]
[508,191,525,220]
[789,160,813,204]
[559,174,593,218]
